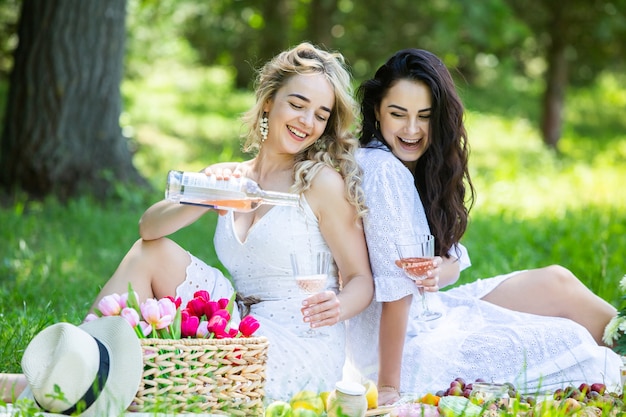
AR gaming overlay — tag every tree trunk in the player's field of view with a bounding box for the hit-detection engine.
[306,0,337,48]
[0,0,145,201]
[541,9,569,150]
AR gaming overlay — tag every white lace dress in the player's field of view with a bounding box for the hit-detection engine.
[205,197,344,402]
[345,146,621,394]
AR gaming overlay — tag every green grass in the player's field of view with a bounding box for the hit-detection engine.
[1,63,625,390]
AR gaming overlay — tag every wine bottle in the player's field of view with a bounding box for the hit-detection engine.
[165,170,300,212]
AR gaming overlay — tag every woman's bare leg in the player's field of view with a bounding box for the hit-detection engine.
[481,265,616,345]
[88,237,191,314]
[0,373,27,402]
[2,239,193,403]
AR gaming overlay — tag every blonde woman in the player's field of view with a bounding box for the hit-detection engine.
[1,43,374,404]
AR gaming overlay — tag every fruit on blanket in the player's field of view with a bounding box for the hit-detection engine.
[292,409,320,417]
[438,395,482,417]
[290,390,325,415]
[319,391,330,411]
[590,383,606,395]
[265,400,292,417]
[363,380,378,409]
[419,392,441,406]
[431,378,624,417]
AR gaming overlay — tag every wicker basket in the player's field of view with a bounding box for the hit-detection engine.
[128,336,269,415]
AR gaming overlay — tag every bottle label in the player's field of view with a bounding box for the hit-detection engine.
[181,172,239,191]
[180,173,247,200]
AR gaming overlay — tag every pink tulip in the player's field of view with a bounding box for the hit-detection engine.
[84,313,99,323]
[141,298,174,330]
[165,295,182,309]
[238,315,260,337]
[120,307,140,327]
[139,321,152,337]
[158,297,177,321]
[181,310,200,338]
[120,291,139,309]
[97,293,123,316]
[196,321,210,338]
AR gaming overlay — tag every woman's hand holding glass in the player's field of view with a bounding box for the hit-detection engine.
[396,235,442,321]
[412,256,443,292]
[291,251,338,337]
[301,288,341,328]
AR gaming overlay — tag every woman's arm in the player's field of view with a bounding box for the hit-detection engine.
[358,150,430,400]
[304,166,374,325]
[378,296,411,404]
[139,162,243,240]
[139,200,210,240]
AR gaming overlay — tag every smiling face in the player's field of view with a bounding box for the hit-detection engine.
[375,79,432,171]
[264,73,335,154]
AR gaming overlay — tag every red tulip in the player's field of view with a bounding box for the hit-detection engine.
[212,309,231,322]
[207,315,229,339]
[238,315,260,337]
[186,296,207,318]
[218,298,230,309]
[181,310,200,338]
[193,290,210,302]
[203,300,219,319]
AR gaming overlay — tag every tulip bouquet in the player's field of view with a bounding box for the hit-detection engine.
[603,274,626,355]
[86,284,260,339]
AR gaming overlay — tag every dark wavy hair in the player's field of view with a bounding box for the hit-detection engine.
[357,49,475,257]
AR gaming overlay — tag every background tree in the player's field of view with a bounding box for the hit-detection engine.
[2,0,626,206]
[505,0,626,150]
[0,0,145,201]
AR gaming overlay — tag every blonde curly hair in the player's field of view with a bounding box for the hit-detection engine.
[241,42,366,219]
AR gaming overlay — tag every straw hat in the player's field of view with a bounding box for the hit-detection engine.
[19,316,142,417]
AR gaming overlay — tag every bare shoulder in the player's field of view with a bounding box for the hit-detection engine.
[306,165,348,219]
[309,165,345,195]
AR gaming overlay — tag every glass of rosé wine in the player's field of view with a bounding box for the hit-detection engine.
[396,234,442,321]
[290,251,331,338]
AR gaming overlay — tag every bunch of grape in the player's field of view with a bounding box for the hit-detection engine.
[551,383,623,413]
[434,378,517,400]
[433,378,625,416]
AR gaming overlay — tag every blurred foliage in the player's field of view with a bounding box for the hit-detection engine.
[116,0,626,88]
[1,0,624,152]
[505,0,626,86]
[0,0,20,78]
[0,0,624,90]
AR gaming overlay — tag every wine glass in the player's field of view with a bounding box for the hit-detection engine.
[395,234,442,321]
[290,251,331,338]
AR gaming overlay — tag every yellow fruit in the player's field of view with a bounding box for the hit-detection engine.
[319,391,331,411]
[363,380,378,409]
[420,392,440,406]
[290,390,325,415]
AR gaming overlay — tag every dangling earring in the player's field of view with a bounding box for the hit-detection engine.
[375,120,380,131]
[314,139,326,152]
[260,113,269,142]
